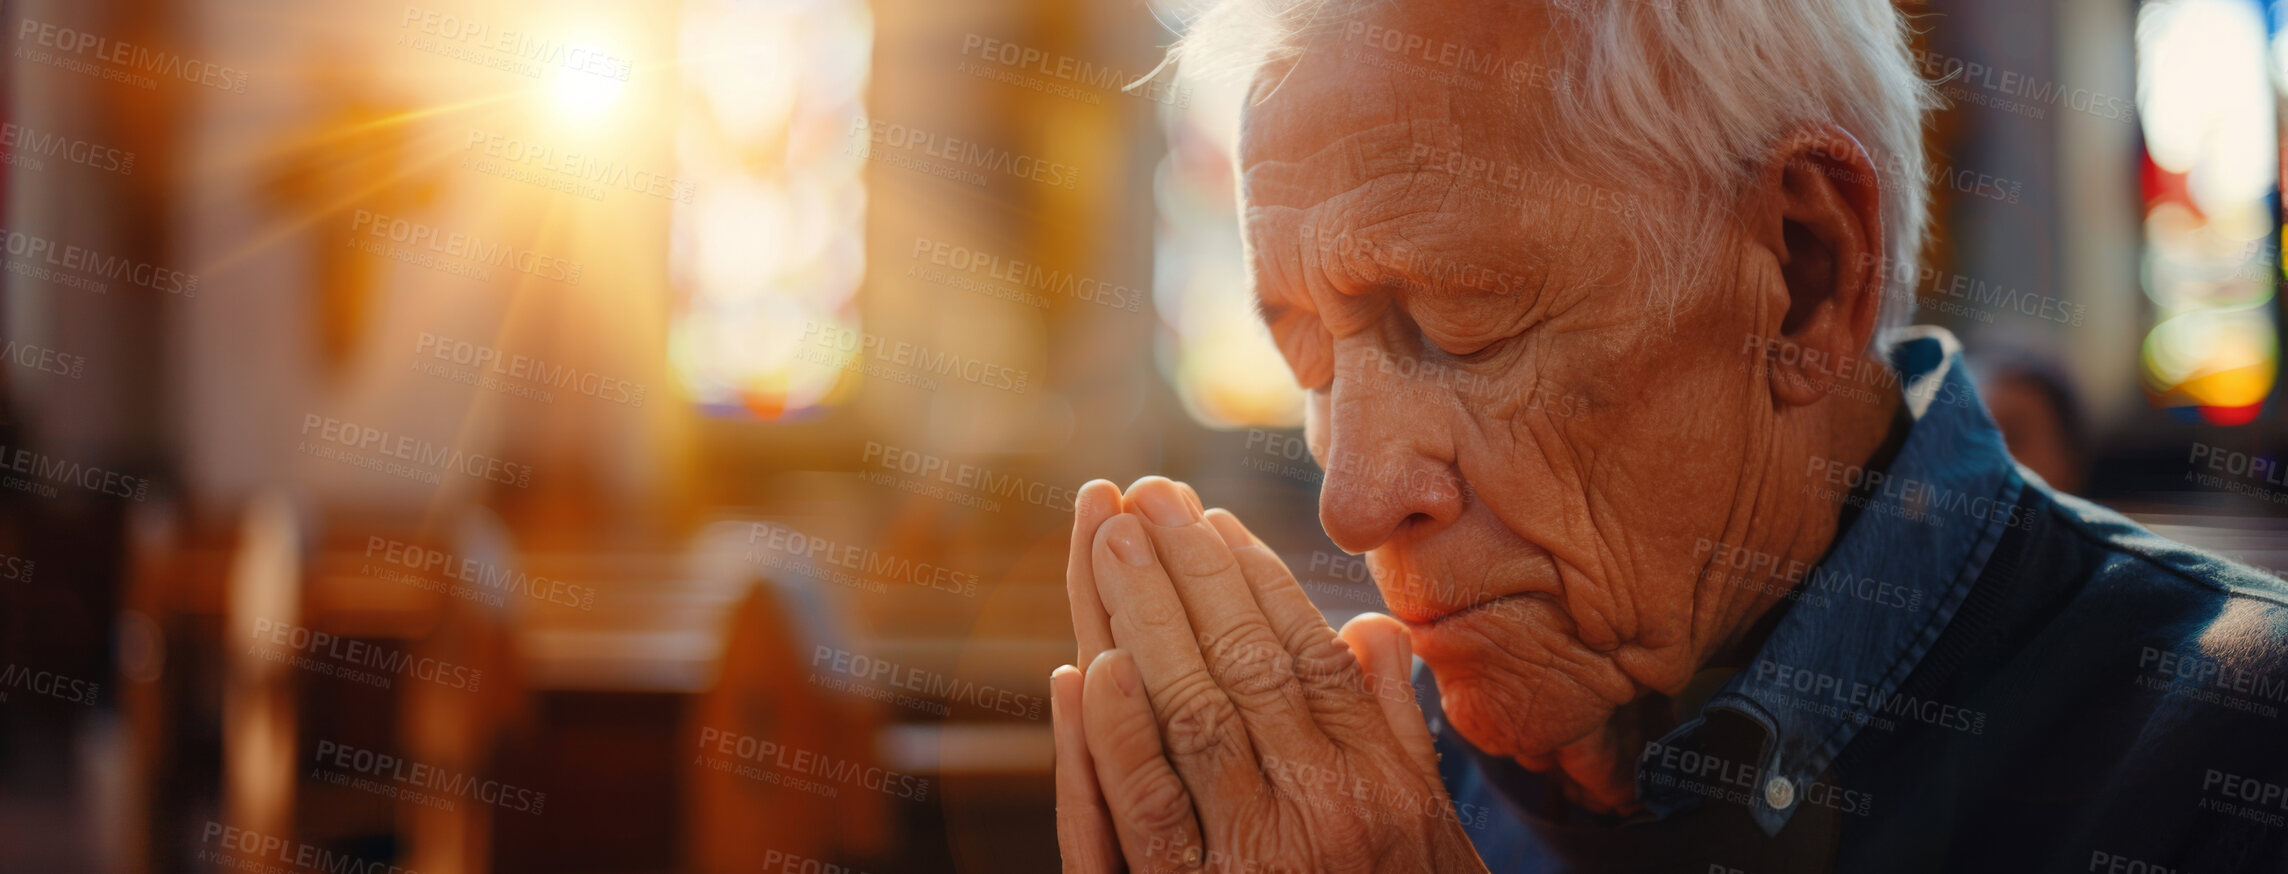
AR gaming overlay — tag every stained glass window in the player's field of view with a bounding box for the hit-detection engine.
[670,0,873,419]
[2135,0,2280,425]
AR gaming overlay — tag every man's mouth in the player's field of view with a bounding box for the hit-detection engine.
[1390,591,1547,630]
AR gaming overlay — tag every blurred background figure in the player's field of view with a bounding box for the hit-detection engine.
[5,0,2288,870]
[1973,352,2091,495]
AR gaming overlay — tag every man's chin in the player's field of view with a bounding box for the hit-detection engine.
[1429,667,1625,768]
[1410,599,1637,764]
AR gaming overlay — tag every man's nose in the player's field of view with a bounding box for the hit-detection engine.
[1316,355,1465,554]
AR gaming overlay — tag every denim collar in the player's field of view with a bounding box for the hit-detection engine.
[1636,326,2027,835]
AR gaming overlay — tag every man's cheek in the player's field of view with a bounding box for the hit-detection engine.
[1290,322,1341,392]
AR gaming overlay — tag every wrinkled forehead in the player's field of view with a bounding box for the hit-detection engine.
[1234,0,1570,197]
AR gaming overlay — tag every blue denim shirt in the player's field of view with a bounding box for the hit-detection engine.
[1426,328,2288,872]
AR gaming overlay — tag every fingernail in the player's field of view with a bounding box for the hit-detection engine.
[1135,483,1196,527]
[1075,481,1109,518]
[1104,513,1153,567]
[1092,649,1137,697]
[1206,511,1250,550]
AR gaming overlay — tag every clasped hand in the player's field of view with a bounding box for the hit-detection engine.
[1053,477,1489,873]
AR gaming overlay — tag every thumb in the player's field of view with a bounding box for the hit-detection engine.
[1052,666,1122,874]
[1340,612,1443,789]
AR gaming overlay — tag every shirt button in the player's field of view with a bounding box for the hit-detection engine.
[1765,776,1797,810]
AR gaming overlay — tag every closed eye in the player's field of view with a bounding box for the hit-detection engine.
[1250,293,1334,390]
[1407,306,1507,365]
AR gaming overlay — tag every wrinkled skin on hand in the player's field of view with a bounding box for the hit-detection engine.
[1056,477,1489,874]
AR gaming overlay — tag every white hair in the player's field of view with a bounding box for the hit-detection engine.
[1166,0,1940,357]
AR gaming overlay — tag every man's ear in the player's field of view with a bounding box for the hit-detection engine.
[1753,125,1886,407]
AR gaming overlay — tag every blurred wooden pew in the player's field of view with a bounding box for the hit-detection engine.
[120,495,523,874]
[120,496,1075,873]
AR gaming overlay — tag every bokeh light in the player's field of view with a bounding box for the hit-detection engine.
[1153,72,1305,429]
[669,0,873,418]
[2134,0,2280,425]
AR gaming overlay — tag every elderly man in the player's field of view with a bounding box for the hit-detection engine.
[1053,0,2288,871]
